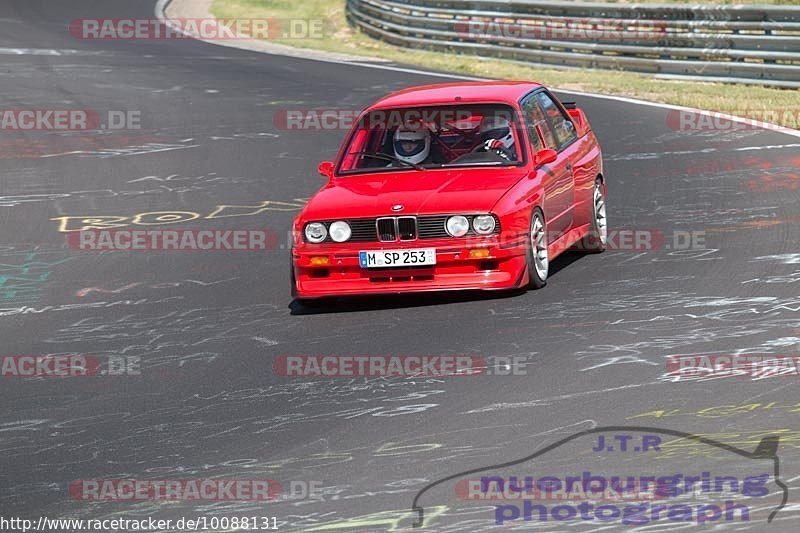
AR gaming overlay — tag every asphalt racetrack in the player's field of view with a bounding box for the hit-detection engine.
[1,1,800,531]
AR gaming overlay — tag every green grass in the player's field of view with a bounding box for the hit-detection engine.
[212,0,800,129]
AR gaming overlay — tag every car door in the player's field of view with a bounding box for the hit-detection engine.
[520,92,576,238]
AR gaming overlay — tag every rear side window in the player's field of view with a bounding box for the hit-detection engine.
[535,92,577,149]
[520,96,552,151]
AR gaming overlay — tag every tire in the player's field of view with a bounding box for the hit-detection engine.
[526,208,548,289]
[581,178,607,253]
[290,261,298,299]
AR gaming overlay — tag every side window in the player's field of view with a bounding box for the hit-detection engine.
[520,96,554,151]
[534,92,577,149]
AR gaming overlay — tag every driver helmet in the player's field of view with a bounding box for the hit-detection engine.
[480,115,515,150]
[393,127,430,165]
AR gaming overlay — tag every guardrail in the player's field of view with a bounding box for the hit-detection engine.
[345,0,800,88]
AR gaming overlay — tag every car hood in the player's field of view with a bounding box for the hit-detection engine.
[303,167,526,219]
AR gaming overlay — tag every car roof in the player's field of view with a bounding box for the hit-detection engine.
[368,81,542,109]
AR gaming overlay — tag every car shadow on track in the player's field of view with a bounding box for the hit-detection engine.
[288,251,587,315]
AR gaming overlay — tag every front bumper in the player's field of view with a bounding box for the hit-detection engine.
[292,236,528,299]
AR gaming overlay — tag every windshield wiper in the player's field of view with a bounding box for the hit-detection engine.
[351,151,425,171]
[447,161,507,167]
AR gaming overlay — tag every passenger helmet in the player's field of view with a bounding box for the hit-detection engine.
[480,115,515,150]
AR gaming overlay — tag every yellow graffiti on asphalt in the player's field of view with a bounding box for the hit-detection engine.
[627,401,793,420]
[651,429,800,459]
[626,403,800,458]
[51,198,309,232]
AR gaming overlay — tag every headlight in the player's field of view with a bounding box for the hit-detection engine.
[473,215,496,235]
[446,215,470,237]
[329,221,351,243]
[305,222,327,243]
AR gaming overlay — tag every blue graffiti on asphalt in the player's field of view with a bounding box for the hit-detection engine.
[0,250,74,305]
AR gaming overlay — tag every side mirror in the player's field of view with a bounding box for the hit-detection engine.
[534,148,557,167]
[317,161,335,180]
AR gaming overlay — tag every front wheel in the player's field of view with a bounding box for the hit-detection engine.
[526,208,548,289]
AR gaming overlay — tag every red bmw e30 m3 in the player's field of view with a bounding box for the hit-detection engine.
[291,81,606,304]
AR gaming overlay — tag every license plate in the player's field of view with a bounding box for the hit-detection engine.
[359,248,436,268]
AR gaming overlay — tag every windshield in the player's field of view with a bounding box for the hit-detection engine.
[338,104,524,174]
